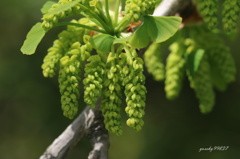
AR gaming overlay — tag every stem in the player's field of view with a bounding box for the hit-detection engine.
[104,0,112,24]
[113,0,121,26]
[79,4,113,33]
[114,16,130,33]
[54,22,107,34]
[97,4,110,24]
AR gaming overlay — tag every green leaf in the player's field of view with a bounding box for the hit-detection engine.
[186,49,205,76]
[45,0,80,16]
[20,23,46,55]
[89,34,115,53]
[41,1,57,14]
[113,36,131,44]
[130,16,182,48]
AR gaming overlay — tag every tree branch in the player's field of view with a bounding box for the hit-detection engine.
[40,106,109,159]
[39,1,193,159]
[153,0,192,16]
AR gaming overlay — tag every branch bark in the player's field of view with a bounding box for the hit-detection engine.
[40,106,109,159]
[153,0,192,16]
[40,1,193,159]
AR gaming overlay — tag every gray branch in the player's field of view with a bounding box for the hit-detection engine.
[39,1,193,159]
[153,0,192,16]
[40,106,109,159]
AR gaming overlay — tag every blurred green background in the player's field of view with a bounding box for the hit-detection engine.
[0,0,240,159]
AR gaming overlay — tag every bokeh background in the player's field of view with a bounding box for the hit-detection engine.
[0,0,240,159]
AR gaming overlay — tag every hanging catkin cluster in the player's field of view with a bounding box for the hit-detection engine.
[191,28,236,91]
[165,40,186,100]
[58,42,83,119]
[83,55,105,108]
[42,0,81,30]
[188,56,215,114]
[124,0,156,22]
[41,19,90,78]
[144,43,165,81]
[222,0,240,34]
[121,47,146,131]
[101,52,123,135]
[161,26,236,113]
[196,0,218,30]
[41,18,93,119]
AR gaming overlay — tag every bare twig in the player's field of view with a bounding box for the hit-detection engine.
[40,1,194,159]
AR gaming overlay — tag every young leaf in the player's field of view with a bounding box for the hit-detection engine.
[130,16,182,48]
[89,34,115,53]
[186,49,205,76]
[20,23,46,55]
[41,1,57,14]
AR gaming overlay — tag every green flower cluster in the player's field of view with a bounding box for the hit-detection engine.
[190,27,236,89]
[185,27,236,113]
[41,0,82,30]
[125,0,156,22]
[122,48,146,131]
[144,43,165,81]
[196,0,218,30]
[58,42,83,119]
[42,18,93,119]
[41,19,90,78]
[188,56,215,114]
[101,54,123,135]
[165,41,186,100]
[208,44,236,85]
[83,55,105,108]
[222,0,240,34]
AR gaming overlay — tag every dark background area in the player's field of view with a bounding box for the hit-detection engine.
[0,0,240,159]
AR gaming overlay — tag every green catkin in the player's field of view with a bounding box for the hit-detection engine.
[83,55,105,108]
[208,44,236,85]
[196,0,218,30]
[41,18,92,78]
[144,43,165,81]
[190,28,236,86]
[101,55,123,135]
[58,42,82,119]
[165,41,186,100]
[125,0,156,22]
[222,0,240,34]
[188,56,215,114]
[58,40,91,119]
[41,0,82,30]
[122,48,146,131]
[41,39,65,78]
